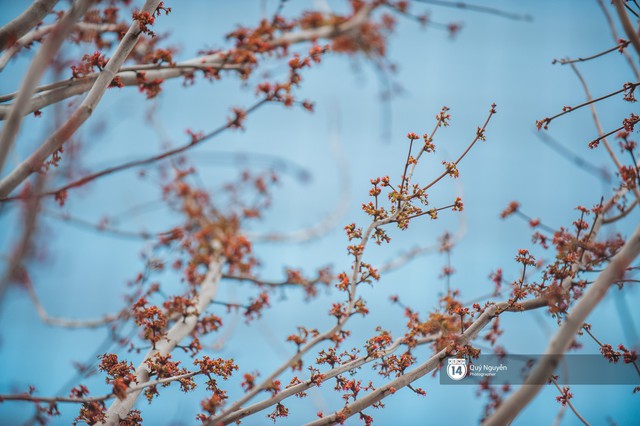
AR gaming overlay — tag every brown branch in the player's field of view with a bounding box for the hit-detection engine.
[536,82,639,130]
[549,378,591,426]
[614,0,640,58]
[588,122,637,148]
[0,98,269,203]
[552,40,630,65]
[0,22,126,72]
[101,247,225,425]
[220,334,440,425]
[0,0,163,199]
[0,0,93,178]
[0,0,59,52]
[0,370,199,404]
[603,199,638,224]
[422,103,496,192]
[0,2,378,119]
[209,105,496,425]
[484,222,640,425]
[569,64,639,207]
[412,0,532,21]
[597,0,640,80]
[221,273,318,289]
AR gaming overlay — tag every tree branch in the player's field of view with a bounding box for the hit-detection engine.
[0,0,93,177]
[100,247,224,425]
[0,0,162,199]
[0,0,59,52]
[483,222,640,425]
[0,3,377,120]
[614,0,640,58]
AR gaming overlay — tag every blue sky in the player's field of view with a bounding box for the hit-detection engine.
[0,1,638,425]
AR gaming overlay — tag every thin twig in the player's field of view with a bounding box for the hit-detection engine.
[0,0,93,176]
[484,222,640,425]
[597,0,640,80]
[549,378,591,426]
[0,0,163,198]
[552,40,629,65]
[412,0,532,21]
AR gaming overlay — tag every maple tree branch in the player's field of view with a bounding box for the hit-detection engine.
[0,0,93,177]
[0,3,377,120]
[210,106,495,425]
[0,0,163,199]
[0,370,199,404]
[536,82,639,130]
[597,0,640,80]
[614,0,640,58]
[0,98,270,204]
[101,248,224,425]
[0,0,59,52]
[569,63,640,204]
[0,22,126,72]
[549,378,591,426]
[220,334,441,425]
[552,40,629,65]
[303,178,634,425]
[484,222,640,425]
[303,303,509,425]
[412,0,532,21]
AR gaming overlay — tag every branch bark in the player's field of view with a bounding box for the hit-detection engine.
[0,3,376,120]
[100,248,224,425]
[0,0,162,198]
[0,0,93,177]
[0,0,59,52]
[483,222,640,425]
[614,0,640,58]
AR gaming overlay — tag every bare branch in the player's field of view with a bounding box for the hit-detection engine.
[0,98,270,203]
[0,0,163,199]
[614,0,640,58]
[549,378,591,426]
[0,3,377,120]
[0,0,59,52]
[597,0,640,80]
[552,40,630,65]
[0,370,199,404]
[0,0,93,178]
[412,0,532,21]
[0,22,125,72]
[569,63,640,204]
[220,334,440,424]
[536,82,639,130]
[25,279,119,328]
[484,222,640,425]
[101,247,224,425]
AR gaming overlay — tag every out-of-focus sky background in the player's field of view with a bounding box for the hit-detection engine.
[0,0,638,424]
